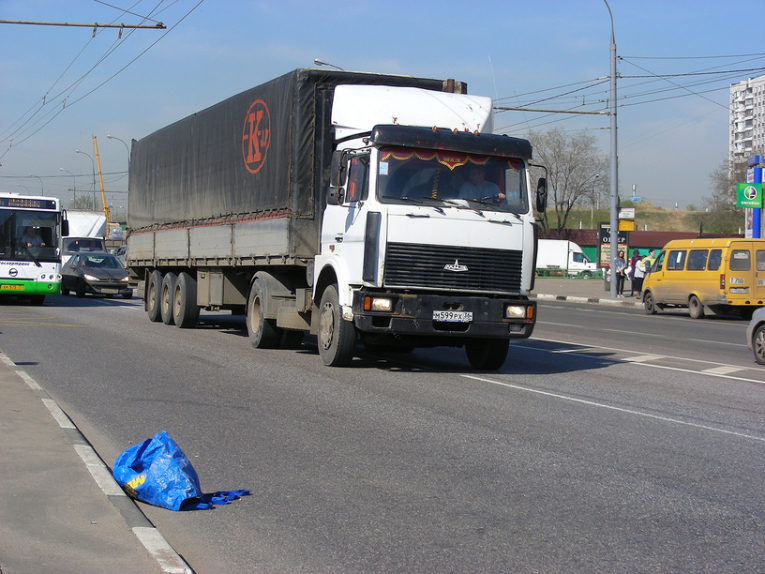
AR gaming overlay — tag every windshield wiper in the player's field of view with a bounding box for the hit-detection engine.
[441,199,484,216]
[400,196,445,214]
[20,244,42,267]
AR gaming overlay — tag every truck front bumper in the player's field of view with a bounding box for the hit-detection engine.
[352,291,535,340]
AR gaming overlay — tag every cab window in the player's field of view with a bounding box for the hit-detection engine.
[708,249,722,271]
[730,249,751,271]
[686,249,708,271]
[666,250,686,270]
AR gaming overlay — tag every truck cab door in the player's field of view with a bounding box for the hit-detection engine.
[321,152,371,284]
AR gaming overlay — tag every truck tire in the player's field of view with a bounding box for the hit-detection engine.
[465,338,509,370]
[147,270,163,322]
[247,279,280,348]
[688,295,705,319]
[173,272,199,328]
[318,284,356,367]
[160,272,177,325]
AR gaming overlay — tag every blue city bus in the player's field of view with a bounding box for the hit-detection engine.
[0,193,68,304]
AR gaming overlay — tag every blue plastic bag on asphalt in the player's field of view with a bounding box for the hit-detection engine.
[113,430,249,511]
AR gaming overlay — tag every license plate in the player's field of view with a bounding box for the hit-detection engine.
[101,288,119,294]
[1,284,23,291]
[433,310,473,323]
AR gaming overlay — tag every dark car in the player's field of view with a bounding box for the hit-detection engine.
[61,252,133,299]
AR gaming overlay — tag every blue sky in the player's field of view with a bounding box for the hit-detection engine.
[1,0,763,214]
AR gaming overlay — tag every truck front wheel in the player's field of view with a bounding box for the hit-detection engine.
[318,285,356,367]
[247,279,279,348]
[466,338,510,370]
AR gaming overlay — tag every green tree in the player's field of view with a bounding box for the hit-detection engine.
[526,128,608,237]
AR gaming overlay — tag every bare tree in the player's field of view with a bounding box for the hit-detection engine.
[527,128,608,237]
[702,158,746,234]
[70,194,97,210]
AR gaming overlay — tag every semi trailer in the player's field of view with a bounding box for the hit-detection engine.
[127,68,547,369]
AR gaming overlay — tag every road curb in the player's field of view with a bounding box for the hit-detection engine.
[0,350,193,574]
[533,293,643,308]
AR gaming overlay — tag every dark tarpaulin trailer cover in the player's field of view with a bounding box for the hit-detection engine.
[128,68,462,233]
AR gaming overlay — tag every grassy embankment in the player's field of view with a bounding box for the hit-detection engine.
[554,201,705,233]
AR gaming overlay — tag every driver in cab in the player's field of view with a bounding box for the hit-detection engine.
[459,165,504,202]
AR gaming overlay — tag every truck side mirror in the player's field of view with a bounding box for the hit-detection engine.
[535,177,548,213]
[61,219,69,237]
[327,150,347,206]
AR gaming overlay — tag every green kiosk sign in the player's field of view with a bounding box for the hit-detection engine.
[737,183,763,208]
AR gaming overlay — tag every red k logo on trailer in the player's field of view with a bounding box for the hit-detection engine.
[242,100,271,174]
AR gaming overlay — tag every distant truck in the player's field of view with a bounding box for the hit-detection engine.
[127,68,548,369]
[536,239,597,277]
[60,210,107,266]
[63,210,106,238]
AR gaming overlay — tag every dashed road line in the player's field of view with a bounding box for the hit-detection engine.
[462,373,765,442]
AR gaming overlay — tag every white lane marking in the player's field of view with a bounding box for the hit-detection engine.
[41,398,76,429]
[530,336,759,373]
[624,354,665,363]
[16,370,42,390]
[73,444,126,497]
[703,365,747,375]
[132,527,193,574]
[462,374,765,442]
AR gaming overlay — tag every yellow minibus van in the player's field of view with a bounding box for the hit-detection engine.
[642,238,765,319]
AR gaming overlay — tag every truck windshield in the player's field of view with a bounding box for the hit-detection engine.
[377,147,528,214]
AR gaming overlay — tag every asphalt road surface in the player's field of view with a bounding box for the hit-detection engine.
[1,294,763,573]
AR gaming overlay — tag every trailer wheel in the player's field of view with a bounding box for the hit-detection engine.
[688,295,705,319]
[318,284,356,367]
[173,272,199,328]
[465,338,509,370]
[160,272,177,325]
[147,270,163,322]
[247,278,280,348]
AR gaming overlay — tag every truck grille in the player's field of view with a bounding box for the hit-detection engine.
[384,242,523,292]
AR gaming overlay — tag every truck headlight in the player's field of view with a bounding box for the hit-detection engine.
[505,305,527,319]
[364,296,393,312]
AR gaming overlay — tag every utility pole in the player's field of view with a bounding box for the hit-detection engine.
[604,0,619,298]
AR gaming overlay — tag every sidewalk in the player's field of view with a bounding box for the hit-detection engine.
[532,276,644,307]
[0,351,191,574]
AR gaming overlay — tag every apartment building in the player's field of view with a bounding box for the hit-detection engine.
[730,74,765,166]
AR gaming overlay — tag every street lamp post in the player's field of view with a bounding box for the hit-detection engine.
[314,58,344,71]
[604,0,619,298]
[30,173,44,195]
[75,149,97,209]
[107,134,130,164]
[60,168,76,205]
